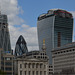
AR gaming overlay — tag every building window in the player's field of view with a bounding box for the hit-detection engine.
[5,67,12,71]
[36,71,38,75]
[5,62,12,66]
[44,71,46,75]
[32,71,34,75]
[24,63,27,68]
[5,57,11,60]
[25,71,26,75]
[20,64,22,68]
[32,63,35,68]
[20,71,22,75]
[44,65,46,69]
[49,65,53,68]
[40,71,42,75]
[36,64,38,68]
[28,63,31,68]
[49,69,53,71]
[40,63,43,68]
[29,71,30,75]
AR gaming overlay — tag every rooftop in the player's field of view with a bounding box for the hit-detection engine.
[52,42,75,52]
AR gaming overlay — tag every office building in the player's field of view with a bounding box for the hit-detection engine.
[2,53,14,75]
[15,50,49,75]
[0,48,14,75]
[52,42,75,74]
[15,35,28,56]
[0,13,11,51]
[37,9,73,64]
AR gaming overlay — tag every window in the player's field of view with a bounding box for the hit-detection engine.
[28,64,31,68]
[40,71,42,75]
[20,71,22,75]
[5,57,11,60]
[24,63,27,68]
[36,64,38,68]
[32,64,35,68]
[20,64,22,68]
[5,67,12,71]
[32,71,34,75]
[5,62,12,66]
[44,71,46,75]
[44,65,46,69]
[25,71,26,75]
[29,71,30,75]
[49,69,53,71]
[40,63,43,68]
[36,71,38,75]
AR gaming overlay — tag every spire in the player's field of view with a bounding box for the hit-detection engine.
[42,39,46,51]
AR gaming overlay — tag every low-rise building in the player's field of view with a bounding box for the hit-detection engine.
[48,65,53,75]
[2,52,14,75]
[52,42,75,74]
[15,50,49,75]
[0,48,14,75]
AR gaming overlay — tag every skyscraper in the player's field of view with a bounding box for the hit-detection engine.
[37,9,73,64]
[0,13,11,52]
[15,35,28,56]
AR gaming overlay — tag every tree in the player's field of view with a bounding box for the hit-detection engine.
[0,70,6,75]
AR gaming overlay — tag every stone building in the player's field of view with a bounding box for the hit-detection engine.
[14,39,53,75]
[16,50,49,75]
[2,52,14,75]
[52,42,75,74]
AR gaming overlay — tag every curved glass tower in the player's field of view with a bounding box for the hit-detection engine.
[15,35,28,56]
[37,9,73,64]
[0,13,11,52]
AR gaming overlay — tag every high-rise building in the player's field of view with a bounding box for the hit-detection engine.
[37,9,73,64]
[0,13,11,52]
[15,35,28,56]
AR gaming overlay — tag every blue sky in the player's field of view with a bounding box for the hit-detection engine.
[0,0,75,50]
[18,0,75,27]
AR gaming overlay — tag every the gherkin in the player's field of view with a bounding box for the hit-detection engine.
[15,35,28,56]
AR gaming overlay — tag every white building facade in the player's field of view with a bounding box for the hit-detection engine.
[52,42,75,74]
[16,50,49,75]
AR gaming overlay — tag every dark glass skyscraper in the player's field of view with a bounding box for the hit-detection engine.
[15,35,28,56]
[37,9,73,64]
[0,13,11,52]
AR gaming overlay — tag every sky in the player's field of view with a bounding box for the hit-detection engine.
[0,0,75,51]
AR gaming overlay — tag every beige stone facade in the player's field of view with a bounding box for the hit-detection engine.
[2,53,14,75]
[16,50,49,75]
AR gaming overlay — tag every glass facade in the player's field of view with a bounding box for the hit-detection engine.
[15,35,28,56]
[54,16,73,48]
[37,9,73,64]
[0,14,11,51]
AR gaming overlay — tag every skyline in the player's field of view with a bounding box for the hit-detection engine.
[0,0,75,51]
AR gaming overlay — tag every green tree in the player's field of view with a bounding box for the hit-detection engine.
[0,70,6,75]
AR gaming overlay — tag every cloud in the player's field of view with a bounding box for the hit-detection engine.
[70,11,75,18]
[0,0,39,51]
[9,25,39,51]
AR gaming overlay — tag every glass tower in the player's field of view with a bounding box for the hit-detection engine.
[37,9,73,64]
[0,13,11,52]
[15,35,28,56]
